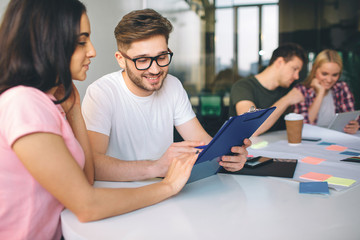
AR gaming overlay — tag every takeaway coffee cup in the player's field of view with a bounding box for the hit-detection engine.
[284,113,304,145]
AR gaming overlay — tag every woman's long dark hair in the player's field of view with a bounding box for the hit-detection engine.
[0,0,86,103]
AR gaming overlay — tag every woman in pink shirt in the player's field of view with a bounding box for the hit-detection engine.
[0,0,197,239]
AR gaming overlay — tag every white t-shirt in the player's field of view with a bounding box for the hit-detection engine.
[82,70,195,161]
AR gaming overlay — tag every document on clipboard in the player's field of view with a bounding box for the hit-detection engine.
[187,107,276,183]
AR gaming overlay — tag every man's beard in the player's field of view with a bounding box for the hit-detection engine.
[126,62,167,92]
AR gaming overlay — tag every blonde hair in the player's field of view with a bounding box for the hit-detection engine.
[303,49,343,88]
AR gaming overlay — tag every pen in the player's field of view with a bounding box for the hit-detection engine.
[248,106,256,112]
[195,145,207,149]
[248,106,261,113]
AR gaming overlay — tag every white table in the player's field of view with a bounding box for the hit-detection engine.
[61,126,360,240]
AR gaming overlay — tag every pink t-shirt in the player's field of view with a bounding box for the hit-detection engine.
[0,86,85,240]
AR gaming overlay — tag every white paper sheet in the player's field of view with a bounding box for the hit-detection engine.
[248,124,360,191]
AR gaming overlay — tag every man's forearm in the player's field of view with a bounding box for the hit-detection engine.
[253,98,290,136]
[253,110,282,136]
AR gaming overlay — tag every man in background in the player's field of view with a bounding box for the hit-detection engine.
[229,43,307,136]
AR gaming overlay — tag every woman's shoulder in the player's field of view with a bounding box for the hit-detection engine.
[294,83,315,96]
[1,86,47,102]
[294,83,307,91]
[332,81,351,93]
[334,81,348,88]
[295,83,306,89]
[0,86,55,114]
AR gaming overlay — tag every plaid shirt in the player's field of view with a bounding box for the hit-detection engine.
[293,81,356,124]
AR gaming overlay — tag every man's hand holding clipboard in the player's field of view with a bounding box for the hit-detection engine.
[188,107,276,183]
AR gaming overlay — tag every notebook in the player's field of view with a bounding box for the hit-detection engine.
[219,157,298,178]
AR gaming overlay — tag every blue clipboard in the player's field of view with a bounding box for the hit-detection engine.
[187,107,276,183]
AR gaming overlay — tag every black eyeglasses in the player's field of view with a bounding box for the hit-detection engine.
[119,48,173,71]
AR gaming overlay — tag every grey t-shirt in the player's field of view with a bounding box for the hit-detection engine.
[317,90,336,127]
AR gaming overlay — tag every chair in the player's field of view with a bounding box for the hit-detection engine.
[199,95,222,117]
[198,94,225,137]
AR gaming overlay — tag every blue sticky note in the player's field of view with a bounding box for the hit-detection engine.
[299,182,330,194]
[318,141,336,146]
[340,151,360,156]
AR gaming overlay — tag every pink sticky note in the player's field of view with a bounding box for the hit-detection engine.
[301,156,326,165]
[300,172,332,181]
[325,145,348,151]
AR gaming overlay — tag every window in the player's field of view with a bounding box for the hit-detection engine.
[215,1,279,79]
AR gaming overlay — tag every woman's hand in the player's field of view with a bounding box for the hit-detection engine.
[344,120,360,134]
[310,78,325,95]
[155,141,204,177]
[162,153,198,195]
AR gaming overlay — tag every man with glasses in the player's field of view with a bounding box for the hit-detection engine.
[82,9,250,181]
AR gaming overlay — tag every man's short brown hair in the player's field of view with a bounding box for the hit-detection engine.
[269,43,307,66]
[114,9,173,51]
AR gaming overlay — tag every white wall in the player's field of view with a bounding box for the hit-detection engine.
[77,0,144,99]
[0,0,144,100]
[0,0,201,99]
[0,1,8,16]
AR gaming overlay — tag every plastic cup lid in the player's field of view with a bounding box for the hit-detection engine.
[284,113,304,121]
